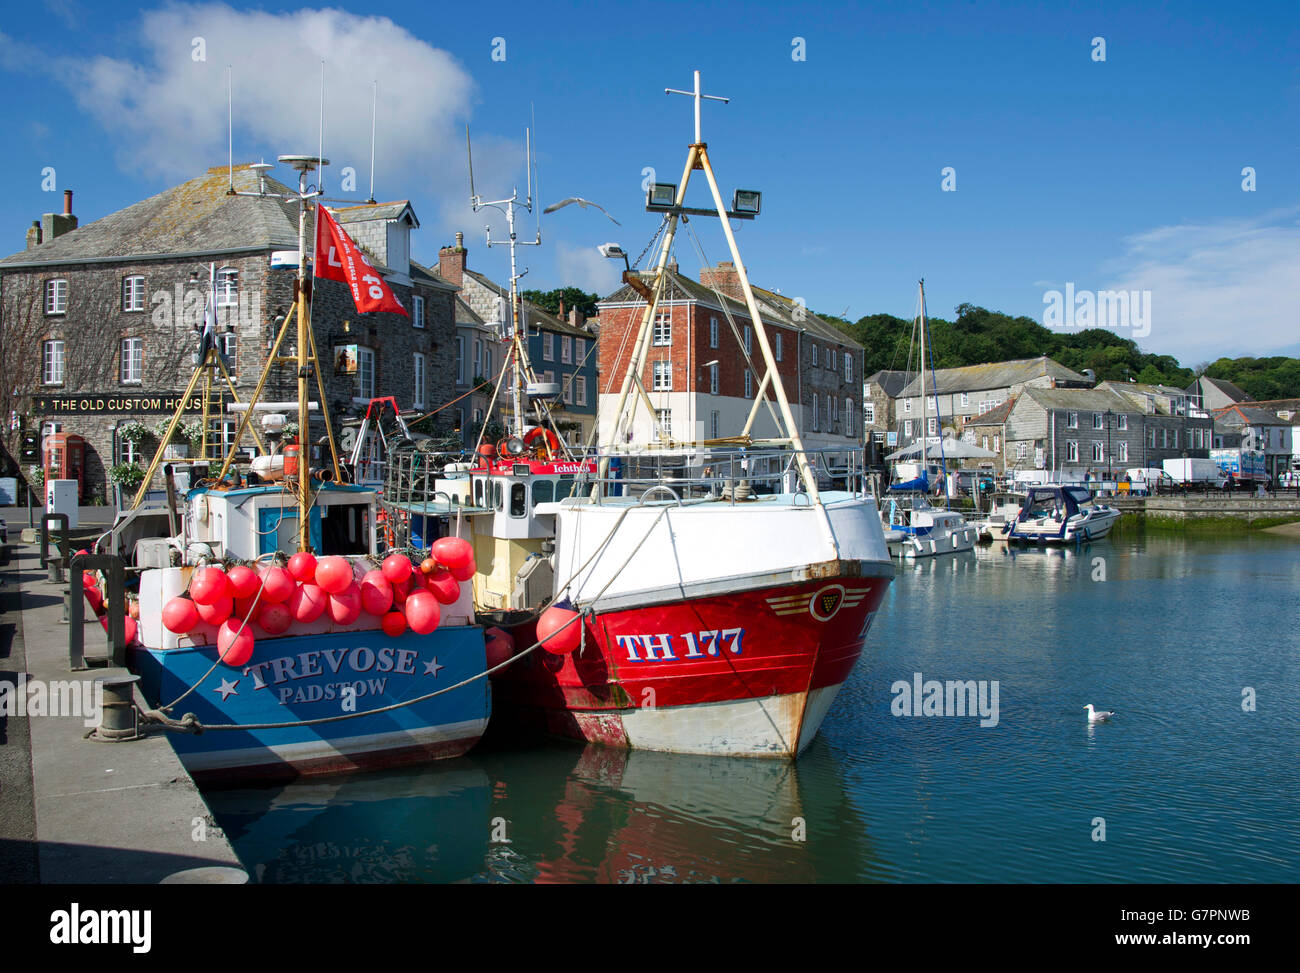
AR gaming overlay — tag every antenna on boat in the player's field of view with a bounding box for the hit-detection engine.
[226,66,235,194]
[316,60,326,193]
[368,79,378,204]
[467,120,550,442]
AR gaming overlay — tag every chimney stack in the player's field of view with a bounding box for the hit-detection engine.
[25,220,42,250]
[41,188,78,243]
[699,260,744,300]
[439,231,467,287]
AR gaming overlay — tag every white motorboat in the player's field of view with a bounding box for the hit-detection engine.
[881,493,978,558]
[1002,485,1121,544]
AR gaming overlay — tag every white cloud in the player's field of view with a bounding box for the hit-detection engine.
[554,241,621,296]
[55,4,478,203]
[1101,208,1300,361]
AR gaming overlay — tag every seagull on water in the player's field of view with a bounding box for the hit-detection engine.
[543,197,620,225]
[1084,704,1115,724]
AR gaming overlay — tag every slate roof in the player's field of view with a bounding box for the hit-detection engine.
[897,356,1089,399]
[409,261,457,292]
[965,398,1016,426]
[333,201,418,226]
[599,267,863,350]
[1189,375,1252,403]
[1215,405,1292,427]
[1019,386,1144,414]
[2,164,302,267]
[866,369,912,397]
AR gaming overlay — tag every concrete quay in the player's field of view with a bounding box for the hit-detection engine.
[0,540,244,883]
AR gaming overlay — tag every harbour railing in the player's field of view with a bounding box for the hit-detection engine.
[381,442,877,512]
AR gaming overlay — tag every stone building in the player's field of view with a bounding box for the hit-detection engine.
[893,356,1091,452]
[997,386,1212,478]
[0,164,457,501]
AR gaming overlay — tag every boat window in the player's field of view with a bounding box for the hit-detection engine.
[493,480,503,511]
[533,479,555,505]
[319,503,370,555]
[473,477,485,507]
[510,483,527,518]
[555,475,577,499]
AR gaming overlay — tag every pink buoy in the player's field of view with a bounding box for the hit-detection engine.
[233,594,259,622]
[404,590,441,635]
[432,536,474,573]
[315,555,353,594]
[258,565,296,604]
[196,595,234,627]
[227,564,260,599]
[101,614,140,645]
[425,568,461,605]
[190,566,231,606]
[360,570,394,615]
[84,585,104,616]
[217,618,255,667]
[381,553,412,584]
[391,574,413,609]
[485,626,515,668]
[288,551,318,584]
[257,601,293,636]
[381,611,407,638]
[328,582,362,625]
[536,605,582,655]
[289,583,328,624]
[162,597,200,634]
[449,562,475,583]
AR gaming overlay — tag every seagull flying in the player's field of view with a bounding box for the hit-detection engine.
[543,197,620,225]
[1084,703,1115,724]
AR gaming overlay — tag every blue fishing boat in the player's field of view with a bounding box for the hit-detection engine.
[100,154,490,783]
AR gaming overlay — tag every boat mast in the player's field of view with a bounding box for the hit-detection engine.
[600,70,823,505]
[918,279,927,481]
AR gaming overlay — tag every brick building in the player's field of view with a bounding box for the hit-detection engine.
[0,164,457,500]
[595,261,862,471]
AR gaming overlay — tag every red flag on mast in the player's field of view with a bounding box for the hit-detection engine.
[313,205,409,316]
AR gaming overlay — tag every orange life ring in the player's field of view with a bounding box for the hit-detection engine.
[523,426,560,458]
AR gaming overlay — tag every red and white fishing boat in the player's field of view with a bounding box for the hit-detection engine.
[383,72,893,757]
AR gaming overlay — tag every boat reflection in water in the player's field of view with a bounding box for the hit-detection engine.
[206,740,876,883]
[205,764,491,883]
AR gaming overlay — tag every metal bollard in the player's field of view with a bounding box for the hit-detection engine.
[40,512,70,584]
[90,673,143,742]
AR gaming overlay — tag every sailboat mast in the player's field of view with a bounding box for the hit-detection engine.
[295,164,312,552]
[507,195,525,438]
[918,278,927,462]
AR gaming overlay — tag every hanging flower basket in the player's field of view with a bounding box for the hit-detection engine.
[109,463,147,490]
[118,420,149,444]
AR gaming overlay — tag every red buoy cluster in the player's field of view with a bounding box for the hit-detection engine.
[158,538,477,667]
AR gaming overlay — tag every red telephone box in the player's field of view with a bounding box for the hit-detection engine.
[43,432,86,500]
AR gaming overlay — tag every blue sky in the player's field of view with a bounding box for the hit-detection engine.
[2,0,1297,363]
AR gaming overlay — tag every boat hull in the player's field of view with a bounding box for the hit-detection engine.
[132,626,490,784]
[491,567,891,757]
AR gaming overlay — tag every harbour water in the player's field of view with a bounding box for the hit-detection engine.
[205,532,1300,883]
